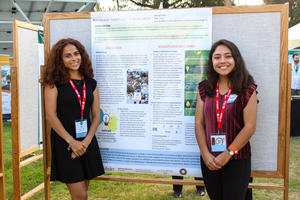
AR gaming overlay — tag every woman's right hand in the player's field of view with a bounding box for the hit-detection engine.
[202,152,222,171]
[69,139,86,157]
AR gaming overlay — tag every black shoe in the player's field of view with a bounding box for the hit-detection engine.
[173,191,182,198]
[196,187,205,196]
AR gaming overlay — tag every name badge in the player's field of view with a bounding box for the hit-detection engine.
[75,119,88,138]
[211,134,227,152]
[227,94,237,103]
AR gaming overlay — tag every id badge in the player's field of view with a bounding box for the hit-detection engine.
[211,134,227,152]
[75,119,88,138]
[227,94,237,103]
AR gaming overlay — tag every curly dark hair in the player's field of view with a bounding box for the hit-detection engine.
[205,39,254,96]
[42,38,93,86]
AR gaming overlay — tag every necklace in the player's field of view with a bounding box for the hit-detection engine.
[73,79,81,86]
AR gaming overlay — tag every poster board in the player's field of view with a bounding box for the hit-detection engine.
[12,20,40,156]
[91,8,212,177]
[43,4,290,199]
[12,20,44,200]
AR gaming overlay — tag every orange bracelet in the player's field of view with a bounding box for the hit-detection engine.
[229,144,238,155]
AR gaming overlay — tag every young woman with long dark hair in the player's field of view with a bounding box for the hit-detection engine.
[43,38,104,200]
[195,39,258,200]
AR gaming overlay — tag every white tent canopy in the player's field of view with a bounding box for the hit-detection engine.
[289,23,300,49]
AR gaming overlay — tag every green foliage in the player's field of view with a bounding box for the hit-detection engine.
[264,0,300,27]
[116,0,225,9]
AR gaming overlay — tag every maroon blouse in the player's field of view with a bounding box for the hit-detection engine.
[198,80,257,160]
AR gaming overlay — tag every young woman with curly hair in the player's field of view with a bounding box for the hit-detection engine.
[43,38,104,200]
[195,39,258,200]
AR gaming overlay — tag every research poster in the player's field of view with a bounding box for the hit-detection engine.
[91,8,212,177]
[38,27,44,148]
[0,55,11,122]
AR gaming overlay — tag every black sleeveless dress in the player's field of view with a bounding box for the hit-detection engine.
[50,78,105,183]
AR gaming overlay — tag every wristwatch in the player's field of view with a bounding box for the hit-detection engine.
[227,147,234,156]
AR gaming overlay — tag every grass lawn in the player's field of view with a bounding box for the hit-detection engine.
[2,123,300,199]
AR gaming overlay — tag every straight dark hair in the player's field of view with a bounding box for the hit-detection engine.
[205,39,255,96]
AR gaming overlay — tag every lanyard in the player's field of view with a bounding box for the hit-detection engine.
[68,78,86,119]
[294,65,299,73]
[215,82,232,131]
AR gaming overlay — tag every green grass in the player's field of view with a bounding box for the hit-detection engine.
[2,123,300,199]
[3,123,44,199]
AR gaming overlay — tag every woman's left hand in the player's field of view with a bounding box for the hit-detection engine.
[214,150,232,167]
[71,140,88,158]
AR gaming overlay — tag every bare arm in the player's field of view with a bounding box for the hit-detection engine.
[231,91,257,150]
[44,84,86,157]
[214,91,258,167]
[195,93,221,170]
[82,86,101,147]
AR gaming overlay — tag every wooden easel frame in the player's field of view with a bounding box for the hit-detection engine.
[12,20,45,200]
[42,4,290,200]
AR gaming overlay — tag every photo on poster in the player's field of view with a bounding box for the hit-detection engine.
[184,50,209,116]
[1,64,10,90]
[127,69,149,104]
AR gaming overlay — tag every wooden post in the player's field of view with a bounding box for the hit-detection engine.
[12,19,22,200]
[41,66,51,200]
[281,4,290,199]
[11,66,21,200]
[43,16,52,200]
[284,60,291,200]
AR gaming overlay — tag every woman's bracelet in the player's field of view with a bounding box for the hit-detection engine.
[67,135,73,151]
[229,144,238,155]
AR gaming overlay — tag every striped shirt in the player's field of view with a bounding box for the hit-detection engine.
[198,80,257,160]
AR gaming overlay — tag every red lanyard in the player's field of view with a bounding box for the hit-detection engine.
[215,82,232,130]
[68,78,86,119]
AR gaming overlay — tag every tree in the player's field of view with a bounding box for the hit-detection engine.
[120,0,225,9]
[95,0,233,11]
[263,0,300,27]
